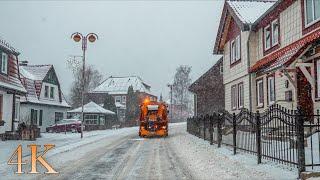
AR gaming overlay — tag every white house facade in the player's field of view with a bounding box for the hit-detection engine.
[19,64,71,132]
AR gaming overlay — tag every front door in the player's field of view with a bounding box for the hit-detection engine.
[296,68,313,118]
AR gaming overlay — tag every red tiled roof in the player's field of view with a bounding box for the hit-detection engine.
[250,29,320,72]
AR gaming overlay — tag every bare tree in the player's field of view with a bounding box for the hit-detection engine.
[172,65,192,120]
[70,65,103,108]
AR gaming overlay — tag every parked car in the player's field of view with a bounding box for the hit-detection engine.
[46,119,82,133]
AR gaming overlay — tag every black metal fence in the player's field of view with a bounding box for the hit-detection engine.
[187,104,320,176]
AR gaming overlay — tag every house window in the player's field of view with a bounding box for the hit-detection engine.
[84,114,98,125]
[257,79,264,107]
[44,86,49,98]
[0,95,3,121]
[230,35,241,64]
[55,112,63,123]
[264,25,271,50]
[122,96,126,104]
[31,109,38,125]
[231,85,237,110]
[1,52,8,74]
[238,83,244,108]
[50,87,54,99]
[271,19,279,46]
[99,116,105,125]
[317,60,320,97]
[15,98,20,120]
[115,96,121,103]
[39,110,43,126]
[268,76,275,104]
[305,0,320,25]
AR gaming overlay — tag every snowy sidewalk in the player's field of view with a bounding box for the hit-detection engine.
[168,123,297,180]
[0,127,138,164]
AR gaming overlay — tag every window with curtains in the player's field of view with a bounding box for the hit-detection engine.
[264,25,271,50]
[257,80,264,107]
[268,76,275,104]
[271,19,279,46]
[305,0,320,25]
[230,35,241,64]
[238,83,244,108]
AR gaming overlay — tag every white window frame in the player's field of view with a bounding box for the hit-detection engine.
[50,86,54,99]
[317,60,320,98]
[271,19,279,46]
[264,25,271,50]
[238,83,244,109]
[230,35,241,64]
[305,0,320,26]
[236,36,241,61]
[122,96,126,104]
[257,80,264,107]
[84,114,98,125]
[15,98,20,121]
[231,85,237,110]
[44,85,49,98]
[267,76,275,105]
[115,96,121,103]
[1,52,8,74]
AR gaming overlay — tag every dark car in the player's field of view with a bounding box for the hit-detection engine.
[46,119,82,133]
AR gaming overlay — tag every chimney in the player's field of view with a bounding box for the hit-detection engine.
[19,61,28,66]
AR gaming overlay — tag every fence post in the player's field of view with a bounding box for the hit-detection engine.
[233,113,237,155]
[217,113,222,148]
[209,115,214,145]
[255,111,262,164]
[296,107,306,177]
[198,116,202,138]
[203,115,207,140]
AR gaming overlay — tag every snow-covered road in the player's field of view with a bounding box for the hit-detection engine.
[0,123,297,180]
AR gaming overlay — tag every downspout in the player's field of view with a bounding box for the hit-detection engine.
[247,26,252,112]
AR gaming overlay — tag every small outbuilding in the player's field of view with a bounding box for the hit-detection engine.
[67,101,117,131]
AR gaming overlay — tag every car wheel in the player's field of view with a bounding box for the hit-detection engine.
[48,129,53,133]
[71,128,76,133]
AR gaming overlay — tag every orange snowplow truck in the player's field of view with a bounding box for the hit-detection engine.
[139,100,169,137]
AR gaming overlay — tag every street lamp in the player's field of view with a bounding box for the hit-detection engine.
[71,32,98,139]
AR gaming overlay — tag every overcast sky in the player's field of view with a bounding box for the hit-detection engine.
[0,0,223,100]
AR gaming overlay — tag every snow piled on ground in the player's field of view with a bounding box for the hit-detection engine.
[168,123,297,180]
[0,127,138,164]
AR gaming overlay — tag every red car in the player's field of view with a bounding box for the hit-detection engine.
[46,119,82,133]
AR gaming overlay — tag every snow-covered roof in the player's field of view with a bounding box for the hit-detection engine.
[68,101,116,114]
[20,65,52,81]
[19,64,71,108]
[227,0,276,24]
[92,76,151,95]
[0,36,20,55]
